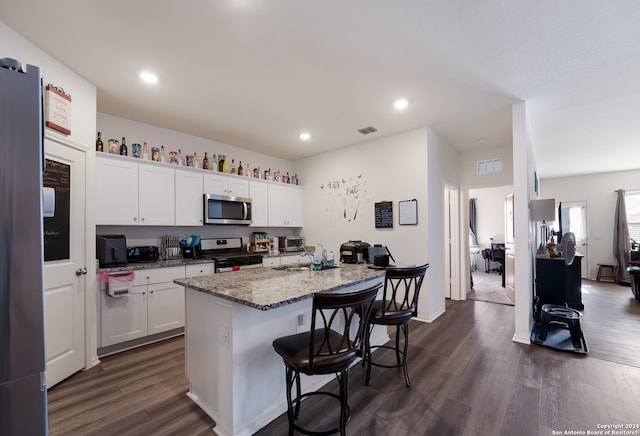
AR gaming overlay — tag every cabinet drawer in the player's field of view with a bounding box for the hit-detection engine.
[186,263,215,277]
[262,257,280,268]
[131,266,185,286]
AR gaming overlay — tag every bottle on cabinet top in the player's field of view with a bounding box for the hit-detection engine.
[96,132,103,152]
[202,152,209,170]
[119,137,127,156]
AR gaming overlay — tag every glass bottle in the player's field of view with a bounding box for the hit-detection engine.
[202,152,209,170]
[160,146,167,163]
[96,132,104,152]
[119,137,127,156]
[178,149,185,166]
[230,159,236,174]
[238,161,243,176]
[222,156,229,173]
[246,163,251,177]
[193,152,199,169]
[142,141,150,160]
[212,154,217,171]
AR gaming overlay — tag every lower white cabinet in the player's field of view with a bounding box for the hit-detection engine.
[100,266,189,348]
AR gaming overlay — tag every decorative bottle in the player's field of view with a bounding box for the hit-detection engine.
[160,146,167,163]
[202,152,209,170]
[178,149,185,166]
[193,152,199,168]
[230,159,236,174]
[96,132,104,152]
[238,161,243,176]
[119,137,127,156]
[142,141,150,160]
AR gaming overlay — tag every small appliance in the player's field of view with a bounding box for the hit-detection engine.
[97,234,128,267]
[203,193,252,225]
[196,237,263,273]
[340,241,371,264]
[278,236,305,252]
[127,246,159,263]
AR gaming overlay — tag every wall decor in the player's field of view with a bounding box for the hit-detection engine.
[320,174,369,222]
[374,201,393,228]
[43,158,70,261]
[45,84,71,135]
[399,199,418,225]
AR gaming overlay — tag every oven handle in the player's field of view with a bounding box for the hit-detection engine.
[243,202,248,220]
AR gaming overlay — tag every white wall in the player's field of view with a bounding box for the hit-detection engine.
[540,169,640,279]
[427,128,460,319]
[459,144,514,188]
[469,186,512,248]
[294,128,446,319]
[98,113,294,177]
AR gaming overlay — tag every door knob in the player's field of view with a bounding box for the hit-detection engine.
[75,267,87,276]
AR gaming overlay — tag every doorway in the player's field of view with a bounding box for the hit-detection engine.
[557,201,589,279]
[443,183,460,300]
[43,138,87,388]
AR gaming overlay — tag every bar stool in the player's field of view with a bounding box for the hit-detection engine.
[362,263,429,387]
[272,283,381,436]
[596,263,618,283]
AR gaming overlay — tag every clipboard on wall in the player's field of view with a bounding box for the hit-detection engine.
[399,199,418,225]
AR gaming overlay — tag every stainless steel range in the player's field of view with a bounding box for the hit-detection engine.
[196,237,263,273]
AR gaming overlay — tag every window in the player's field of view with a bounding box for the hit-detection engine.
[625,190,640,243]
[476,158,503,175]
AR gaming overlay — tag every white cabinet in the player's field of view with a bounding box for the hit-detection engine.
[268,184,304,227]
[100,286,147,346]
[96,155,175,226]
[100,266,186,348]
[186,263,215,277]
[280,254,307,266]
[96,157,139,225]
[204,173,249,198]
[138,164,175,226]
[262,257,280,268]
[249,179,269,227]
[175,169,204,226]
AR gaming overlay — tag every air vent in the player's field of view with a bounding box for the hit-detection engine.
[358,126,378,135]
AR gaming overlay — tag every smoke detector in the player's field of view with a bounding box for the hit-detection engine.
[358,126,378,135]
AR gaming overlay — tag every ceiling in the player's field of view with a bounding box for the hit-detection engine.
[2,1,640,179]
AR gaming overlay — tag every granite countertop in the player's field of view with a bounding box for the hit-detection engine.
[174,263,386,310]
[98,258,215,273]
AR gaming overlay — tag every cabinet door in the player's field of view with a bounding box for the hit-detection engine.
[262,257,280,268]
[203,173,228,196]
[147,282,185,334]
[100,286,148,347]
[227,177,249,198]
[96,157,139,225]
[268,184,287,226]
[249,180,269,227]
[286,186,304,227]
[138,164,175,226]
[175,169,204,226]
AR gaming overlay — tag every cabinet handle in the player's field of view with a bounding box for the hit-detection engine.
[133,217,137,222]
[141,217,145,222]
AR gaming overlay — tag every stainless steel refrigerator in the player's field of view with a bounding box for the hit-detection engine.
[0,58,48,435]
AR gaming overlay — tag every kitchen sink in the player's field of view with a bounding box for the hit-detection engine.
[272,264,339,272]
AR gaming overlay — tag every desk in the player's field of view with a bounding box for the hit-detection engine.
[482,247,506,287]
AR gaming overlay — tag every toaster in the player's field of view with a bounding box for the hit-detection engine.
[96,234,128,268]
[339,240,371,264]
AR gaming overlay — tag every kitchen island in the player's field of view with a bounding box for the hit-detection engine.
[174,264,388,436]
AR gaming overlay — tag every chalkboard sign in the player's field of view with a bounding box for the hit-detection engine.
[43,159,70,262]
[374,201,393,228]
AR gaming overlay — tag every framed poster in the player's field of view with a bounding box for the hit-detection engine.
[374,201,393,228]
[399,199,418,225]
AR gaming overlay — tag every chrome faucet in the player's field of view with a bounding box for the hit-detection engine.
[318,243,327,268]
[299,247,314,270]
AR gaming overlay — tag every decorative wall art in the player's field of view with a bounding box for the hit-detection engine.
[374,201,393,228]
[45,84,71,135]
[399,199,418,225]
[320,174,370,222]
[43,159,70,261]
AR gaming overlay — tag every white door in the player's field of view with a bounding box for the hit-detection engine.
[559,201,588,279]
[43,138,86,388]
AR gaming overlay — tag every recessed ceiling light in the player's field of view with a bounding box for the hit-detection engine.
[393,99,409,110]
[476,137,487,143]
[139,71,158,84]
[299,132,311,141]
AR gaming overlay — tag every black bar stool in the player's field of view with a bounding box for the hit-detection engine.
[272,282,381,436]
[362,263,429,387]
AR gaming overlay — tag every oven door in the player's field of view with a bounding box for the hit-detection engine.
[204,193,252,225]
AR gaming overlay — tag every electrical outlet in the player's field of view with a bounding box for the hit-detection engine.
[296,313,307,333]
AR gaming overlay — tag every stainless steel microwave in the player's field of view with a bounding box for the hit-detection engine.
[204,193,252,225]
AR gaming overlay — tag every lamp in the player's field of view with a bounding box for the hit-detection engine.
[531,199,556,253]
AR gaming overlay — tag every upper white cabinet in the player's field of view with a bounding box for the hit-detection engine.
[96,157,139,225]
[138,164,175,226]
[175,169,204,226]
[249,179,269,227]
[268,184,304,227]
[96,155,175,226]
[204,173,249,198]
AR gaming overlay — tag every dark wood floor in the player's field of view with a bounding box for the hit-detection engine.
[48,295,640,435]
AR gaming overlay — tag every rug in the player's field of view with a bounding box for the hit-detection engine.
[467,269,515,306]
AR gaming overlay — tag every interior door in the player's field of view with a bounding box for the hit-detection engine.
[43,138,86,388]
[559,201,588,279]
